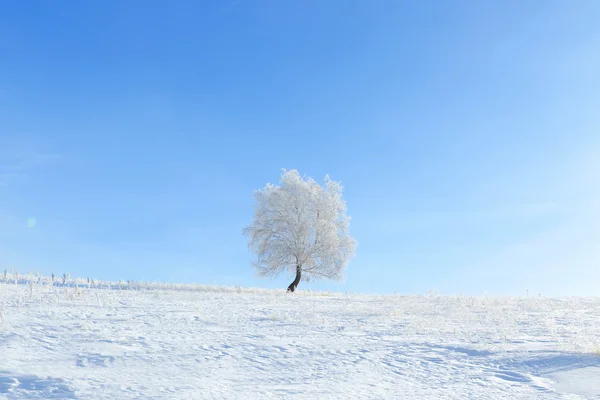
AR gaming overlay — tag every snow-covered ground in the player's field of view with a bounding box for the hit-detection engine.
[1,279,600,399]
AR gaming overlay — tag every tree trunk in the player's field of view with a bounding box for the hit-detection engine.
[287,265,302,292]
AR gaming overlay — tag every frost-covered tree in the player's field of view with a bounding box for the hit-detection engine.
[243,169,357,292]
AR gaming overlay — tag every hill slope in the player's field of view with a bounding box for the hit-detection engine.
[1,281,599,399]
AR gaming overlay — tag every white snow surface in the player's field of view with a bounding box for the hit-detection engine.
[1,281,600,399]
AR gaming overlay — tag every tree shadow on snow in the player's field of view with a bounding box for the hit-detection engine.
[0,371,76,399]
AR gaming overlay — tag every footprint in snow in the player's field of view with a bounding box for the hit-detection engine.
[76,353,115,368]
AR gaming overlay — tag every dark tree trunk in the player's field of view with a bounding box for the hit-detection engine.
[287,265,302,292]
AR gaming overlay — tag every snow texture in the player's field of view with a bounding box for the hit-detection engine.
[1,281,599,399]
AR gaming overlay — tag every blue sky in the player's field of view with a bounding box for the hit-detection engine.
[1,1,599,295]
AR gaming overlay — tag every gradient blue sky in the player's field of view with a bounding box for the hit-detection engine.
[1,1,599,295]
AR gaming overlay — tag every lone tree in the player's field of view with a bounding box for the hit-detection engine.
[244,169,357,292]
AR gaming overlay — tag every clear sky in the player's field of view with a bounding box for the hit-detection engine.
[1,1,599,296]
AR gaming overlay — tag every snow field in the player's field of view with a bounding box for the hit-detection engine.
[1,280,600,399]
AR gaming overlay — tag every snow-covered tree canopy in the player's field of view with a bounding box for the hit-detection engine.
[243,169,357,291]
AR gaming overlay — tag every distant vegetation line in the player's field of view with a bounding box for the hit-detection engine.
[0,269,344,296]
